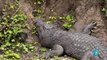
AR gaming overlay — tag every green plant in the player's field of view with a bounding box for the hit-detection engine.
[63,23,72,29]
[33,0,45,17]
[0,1,36,59]
[54,56,59,60]
[65,15,75,23]
[63,15,75,30]
[40,47,47,52]
[4,50,20,59]
[34,0,44,5]
[49,16,57,20]
[0,13,28,57]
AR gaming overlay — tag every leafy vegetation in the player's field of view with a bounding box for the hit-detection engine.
[0,0,35,59]
[48,15,76,30]
[0,13,35,59]
[32,0,44,17]
[63,15,75,30]
[40,47,47,52]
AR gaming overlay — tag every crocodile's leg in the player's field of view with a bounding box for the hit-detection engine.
[81,51,100,60]
[82,22,97,34]
[69,22,96,33]
[41,44,64,58]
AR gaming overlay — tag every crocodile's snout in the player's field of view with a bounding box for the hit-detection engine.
[35,19,55,29]
[35,20,43,26]
[35,19,44,27]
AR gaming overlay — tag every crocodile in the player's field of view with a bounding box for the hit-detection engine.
[35,19,107,60]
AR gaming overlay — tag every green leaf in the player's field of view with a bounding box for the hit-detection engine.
[65,15,72,21]
[0,33,3,37]
[63,23,72,29]
[13,53,20,59]
[40,48,47,52]
[37,1,42,4]
[5,50,21,59]
[7,30,13,34]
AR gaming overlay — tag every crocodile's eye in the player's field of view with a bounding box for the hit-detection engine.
[44,24,56,29]
[44,25,52,29]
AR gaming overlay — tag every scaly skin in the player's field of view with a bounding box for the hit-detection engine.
[35,19,107,60]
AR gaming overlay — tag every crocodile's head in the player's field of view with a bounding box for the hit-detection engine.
[35,19,56,30]
[35,19,56,39]
[35,19,45,28]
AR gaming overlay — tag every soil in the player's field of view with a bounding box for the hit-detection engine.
[20,0,107,41]
[0,0,107,60]
[43,0,107,42]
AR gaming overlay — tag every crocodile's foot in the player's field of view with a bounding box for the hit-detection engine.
[83,22,97,34]
[39,44,64,59]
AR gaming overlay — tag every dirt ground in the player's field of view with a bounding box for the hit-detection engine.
[43,0,107,42]
[20,0,107,40]
[1,0,107,60]
[20,0,107,41]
